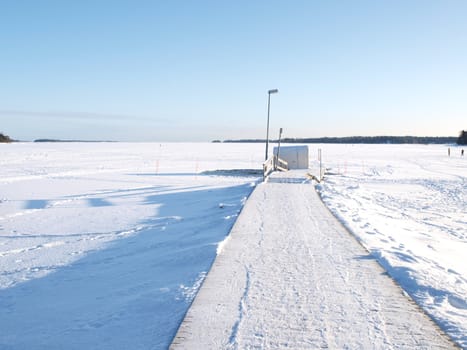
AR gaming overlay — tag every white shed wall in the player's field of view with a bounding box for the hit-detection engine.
[273,145,309,169]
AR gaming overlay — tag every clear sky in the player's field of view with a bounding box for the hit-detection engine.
[1,0,466,141]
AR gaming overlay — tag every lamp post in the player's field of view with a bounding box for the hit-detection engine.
[265,89,278,161]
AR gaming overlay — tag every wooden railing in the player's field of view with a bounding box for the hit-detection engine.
[263,155,288,180]
[263,156,275,179]
[275,157,288,172]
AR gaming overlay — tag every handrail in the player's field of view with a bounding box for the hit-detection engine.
[263,156,275,179]
[275,157,288,172]
[263,156,288,180]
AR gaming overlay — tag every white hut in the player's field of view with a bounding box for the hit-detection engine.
[273,145,309,169]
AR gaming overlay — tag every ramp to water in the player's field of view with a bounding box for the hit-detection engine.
[171,170,456,349]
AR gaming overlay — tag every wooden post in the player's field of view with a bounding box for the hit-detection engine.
[276,128,283,170]
[318,149,322,180]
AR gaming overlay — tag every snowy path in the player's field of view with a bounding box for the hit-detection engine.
[171,171,456,349]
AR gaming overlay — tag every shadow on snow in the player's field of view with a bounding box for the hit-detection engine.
[0,182,255,350]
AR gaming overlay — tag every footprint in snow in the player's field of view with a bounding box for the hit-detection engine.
[448,295,467,310]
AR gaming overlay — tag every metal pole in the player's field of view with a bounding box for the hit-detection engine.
[265,92,271,161]
[265,89,278,161]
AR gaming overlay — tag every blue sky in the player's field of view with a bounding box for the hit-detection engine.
[1,1,466,141]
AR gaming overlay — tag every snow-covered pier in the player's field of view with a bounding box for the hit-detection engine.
[171,170,456,349]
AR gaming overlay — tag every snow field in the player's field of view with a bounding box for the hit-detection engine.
[0,142,465,349]
[314,144,466,348]
[172,172,455,349]
[0,142,262,349]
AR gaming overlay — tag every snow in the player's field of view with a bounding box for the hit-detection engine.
[172,170,455,349]
[0,142,465,349]
[0,142,261,349]
[314,144,466,348]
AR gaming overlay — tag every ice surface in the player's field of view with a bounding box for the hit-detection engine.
[0,142,261,349]
[0,142,465,349]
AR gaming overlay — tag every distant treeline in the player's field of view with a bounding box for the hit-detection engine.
[457,130,467,145]
[220,136,458,144]
[0,133,13,143]
[34,139,116,143]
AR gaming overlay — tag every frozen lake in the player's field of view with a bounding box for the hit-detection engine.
[0,142,465,348]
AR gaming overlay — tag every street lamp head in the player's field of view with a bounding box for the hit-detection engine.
[268,89,278,94]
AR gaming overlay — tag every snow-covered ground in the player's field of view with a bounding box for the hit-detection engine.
[0,142,261,349]
[0,142,465,348]
[172,170,455,349]
[315,144,466,348]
